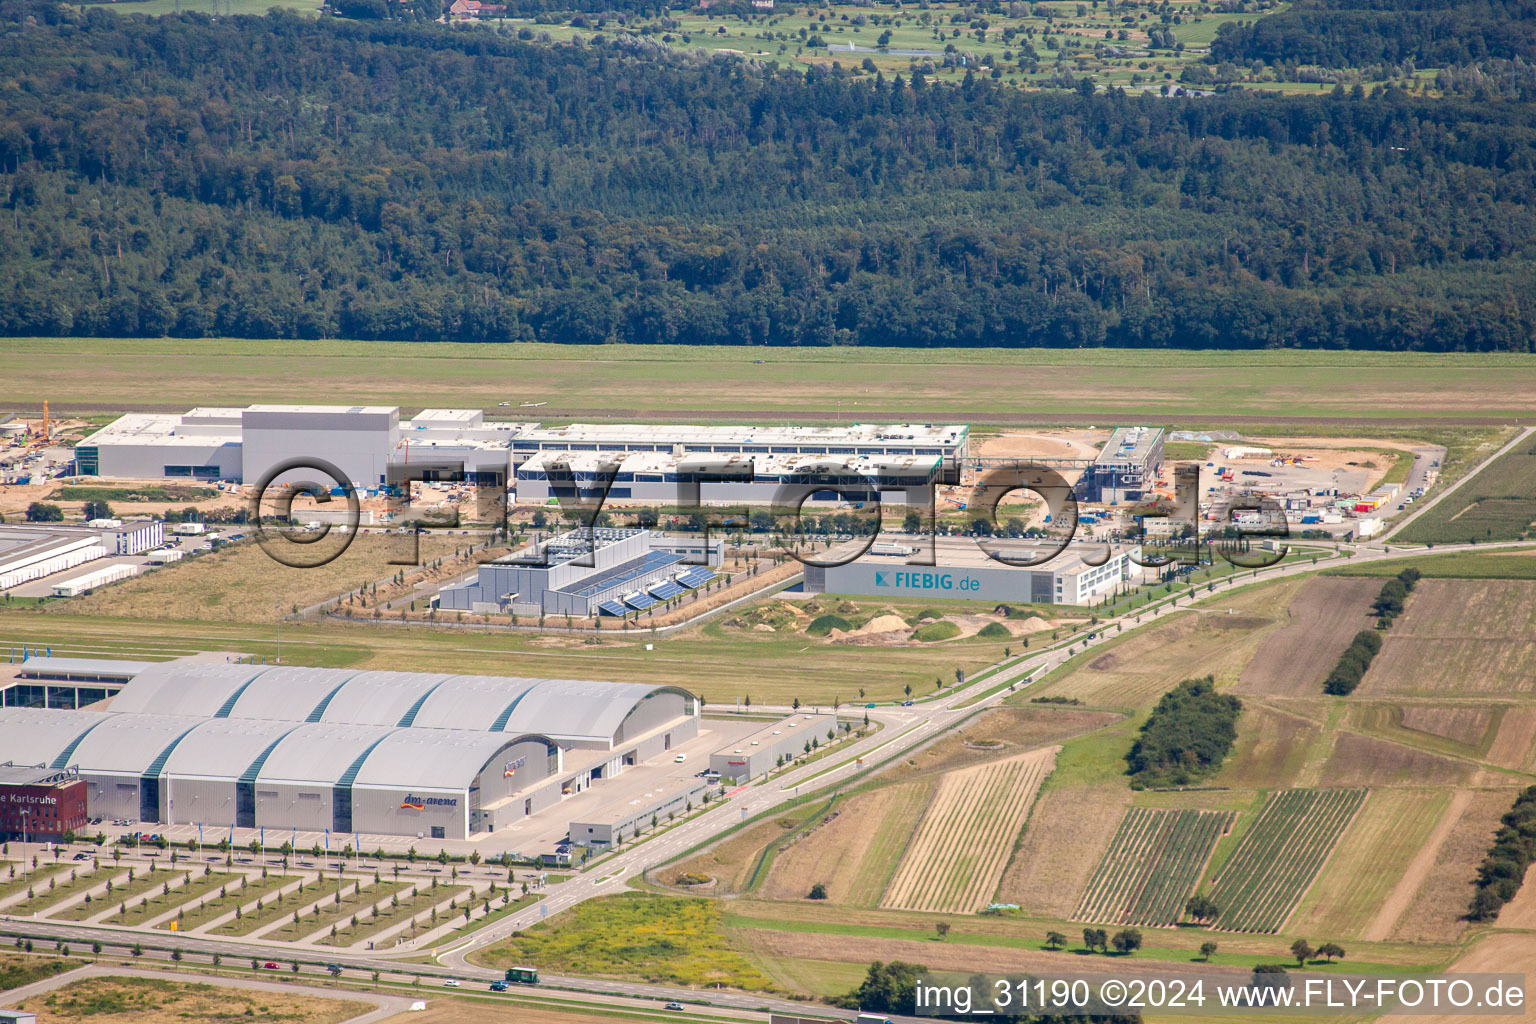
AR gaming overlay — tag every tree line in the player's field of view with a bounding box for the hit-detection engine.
[1468,785,1536,921]
[0,6,1534,348]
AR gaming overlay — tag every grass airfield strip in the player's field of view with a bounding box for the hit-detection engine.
[7,339,1536,422]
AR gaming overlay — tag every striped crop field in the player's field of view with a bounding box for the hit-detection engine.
[880,746,1057,914]
[1205,788,1368,934]
[1074,808,1235,926]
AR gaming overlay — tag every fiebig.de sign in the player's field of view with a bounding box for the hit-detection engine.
[875,571,982,591]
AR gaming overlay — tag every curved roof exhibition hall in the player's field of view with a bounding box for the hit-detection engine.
[0,660,695,792]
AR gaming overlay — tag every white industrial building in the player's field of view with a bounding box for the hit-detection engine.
[75,408,968,495]
[50,563,140,597]
[806,539,1145,606]
[105,519,163,555]
[710,713,838,781]
[513,450,942,506]
[0,526,107,591]
[437,528,721,618]
[0,658,700,841]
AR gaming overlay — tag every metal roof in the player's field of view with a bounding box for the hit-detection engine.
[222,667,365,722]
[0,708,113,767]
[158,719,299,781]
[14,656,156,681]
[253,723,399,786]
[107,662,269,718]
[351,731,556,792]
[100,659,695,746]
[500,679,667,744]
[316,671,456,727]
[64,713,204,775]
[405,675,539,732]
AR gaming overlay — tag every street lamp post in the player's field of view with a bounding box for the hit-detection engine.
[19,808,29,880]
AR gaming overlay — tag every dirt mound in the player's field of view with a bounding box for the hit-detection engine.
[852,613,909,636]
[1089,653,1119,672]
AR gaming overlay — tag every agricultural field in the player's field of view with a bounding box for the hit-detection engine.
[1074,808,1234,926]
[9,975,371,1024]
[759,781,932,906]
[1357,580,1536,697]
[1205,788,1368,934]
[1329,550,1536,580]
[9,341,1536,425]
[881,745,1056,913]
[1287,789,1453,940]
[1397,436,1536,544]
[1023,575,1303,708]
[1233,577,1381,697]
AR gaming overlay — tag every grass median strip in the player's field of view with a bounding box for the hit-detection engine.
[259,879,412,943]
[408,892,542,949]
[155,873,302,932]
[315,883,472,947]
[0,864,72,906]
[107,871,241,926]
[53,862,177,922]
[4,864,115,916]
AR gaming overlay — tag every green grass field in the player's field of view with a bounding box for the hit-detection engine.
[0,599,1019,705]
[1328,550,1536,579]
[7,339,1536,423]
[472,892,776,991]
[1397,438,1536,543]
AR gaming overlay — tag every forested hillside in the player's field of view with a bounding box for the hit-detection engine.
[1210,0,1536,68]
[1,3,1534,348]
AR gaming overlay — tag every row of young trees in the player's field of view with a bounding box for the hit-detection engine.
[1,6,1534,349]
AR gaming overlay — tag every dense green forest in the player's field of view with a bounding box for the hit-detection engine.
[1210,0,1536,69]
[1,3,1534,348]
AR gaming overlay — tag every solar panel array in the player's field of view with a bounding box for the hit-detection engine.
[677,568,715,589]
[648,580,684,600]
[597,600,628,616]
[624,592,656,610]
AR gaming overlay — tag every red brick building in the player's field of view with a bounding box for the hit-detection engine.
[0,764,88,841]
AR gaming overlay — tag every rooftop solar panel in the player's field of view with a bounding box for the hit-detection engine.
[623,593,656,610]
[597,600,628,616]
[557,550,684,599]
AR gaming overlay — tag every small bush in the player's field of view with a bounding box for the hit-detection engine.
[912,620,961,643]
[977,621,1011,639]
[806,613,854,636]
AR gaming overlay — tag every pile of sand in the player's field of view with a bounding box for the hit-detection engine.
[852,613,910,636]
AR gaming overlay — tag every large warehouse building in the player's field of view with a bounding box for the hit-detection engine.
[0,659,699,841]
[76,407,969,493]
[437,528,722,617]
[513,451,943,506]
[805,539,1144,606]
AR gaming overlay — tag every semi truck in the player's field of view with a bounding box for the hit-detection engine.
[504,966,539,985]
